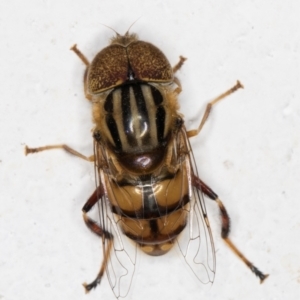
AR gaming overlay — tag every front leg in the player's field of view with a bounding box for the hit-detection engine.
[173,56,187,95]
[70,44,93,101]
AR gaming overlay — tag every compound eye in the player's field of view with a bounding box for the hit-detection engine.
[88,45,128,94]
[127,41,173,83]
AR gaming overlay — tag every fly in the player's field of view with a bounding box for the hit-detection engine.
[25,28,269,298]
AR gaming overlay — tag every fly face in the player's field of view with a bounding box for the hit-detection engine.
[26,29,268,299]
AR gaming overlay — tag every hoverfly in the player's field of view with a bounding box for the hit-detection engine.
[25,29,268,298]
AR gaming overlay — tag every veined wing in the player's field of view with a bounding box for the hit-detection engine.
[93,142,138,299]
[176,128,216,284]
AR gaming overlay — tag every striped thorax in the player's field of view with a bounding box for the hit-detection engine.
[93,83,180,175]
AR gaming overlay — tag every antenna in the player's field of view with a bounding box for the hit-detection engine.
[99,23,121,37]
[125,17,142,35]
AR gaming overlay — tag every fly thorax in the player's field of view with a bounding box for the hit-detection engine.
[96,83,175,174]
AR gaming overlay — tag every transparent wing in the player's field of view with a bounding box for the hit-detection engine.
[92,127,216,298]
[176,129,216,284]
[94,142,138,299]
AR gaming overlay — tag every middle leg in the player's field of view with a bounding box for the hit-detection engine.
[187,81,243,138]
[25,144,94,162]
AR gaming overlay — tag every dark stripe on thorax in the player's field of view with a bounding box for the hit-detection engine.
[150,85,165,144]
[105,115,122,151]
[150,85,163,105]
[156,106,166,144]
[104,84,166,152]
[132,85,151,145]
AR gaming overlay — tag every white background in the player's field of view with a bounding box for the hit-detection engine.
[1,1,300,299]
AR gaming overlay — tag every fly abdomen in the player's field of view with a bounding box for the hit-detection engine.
[105,161,190,256]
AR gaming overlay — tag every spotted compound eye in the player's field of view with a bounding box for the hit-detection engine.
[87,38,173,94]
[127,41,173,83]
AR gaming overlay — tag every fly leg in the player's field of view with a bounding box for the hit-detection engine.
[25,144,94,162]
[173,55,187,74]
[82,185,114,292]
[187,81,243,138]
[192,175,269,283]
[70,44,92,101]
[25,142,110,291]
[173,56,187,95]
[70,44,90,67]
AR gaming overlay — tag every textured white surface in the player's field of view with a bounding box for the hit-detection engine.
[1,1,300,299]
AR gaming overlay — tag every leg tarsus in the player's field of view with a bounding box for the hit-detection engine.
[251,266,269,283]
[83,279,101,293]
